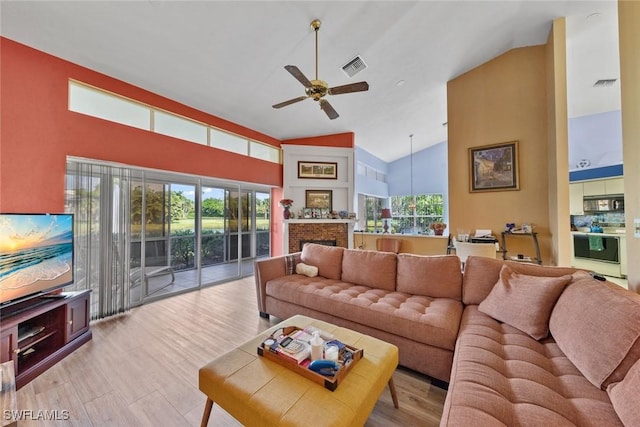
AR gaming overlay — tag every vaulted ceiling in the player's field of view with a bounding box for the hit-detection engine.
[0,1,619,162]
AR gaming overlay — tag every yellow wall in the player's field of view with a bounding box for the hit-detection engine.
[447,45,553,263]
[619,0,640,293]
[354,233,449,255]
[546,18,572,267]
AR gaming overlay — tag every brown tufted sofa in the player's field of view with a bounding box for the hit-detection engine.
[255,243,463,382]
[255,244,640,426]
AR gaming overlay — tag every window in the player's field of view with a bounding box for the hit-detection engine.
[364,196,385,232]
[68,80,281,163]
[390,194,444,234]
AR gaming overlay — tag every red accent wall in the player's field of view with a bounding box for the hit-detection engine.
[283,132,354,148]
[0,37,282,213]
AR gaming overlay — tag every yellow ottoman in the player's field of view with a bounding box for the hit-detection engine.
[199,315,399,426]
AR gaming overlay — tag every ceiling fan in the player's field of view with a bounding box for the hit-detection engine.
[272,19,369,120]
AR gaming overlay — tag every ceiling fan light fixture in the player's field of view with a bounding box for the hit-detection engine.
[272,18,370,120]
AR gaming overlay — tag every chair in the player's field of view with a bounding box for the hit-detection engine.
[453,240,496,267]
[376,238,401,253]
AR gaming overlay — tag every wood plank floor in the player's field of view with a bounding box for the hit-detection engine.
[15,277,446,426]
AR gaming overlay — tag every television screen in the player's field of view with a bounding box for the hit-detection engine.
[0,213,74,306]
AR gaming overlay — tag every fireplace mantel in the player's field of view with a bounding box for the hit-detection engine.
[283,219,357,224]
[282,219,357,254]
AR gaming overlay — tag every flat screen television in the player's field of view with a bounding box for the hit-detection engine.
[0,213,74,308]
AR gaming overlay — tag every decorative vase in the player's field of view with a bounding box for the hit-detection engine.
[283,207,291,219]
[434,229,444,236]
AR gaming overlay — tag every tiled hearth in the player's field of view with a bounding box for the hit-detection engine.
[283,219,356,254]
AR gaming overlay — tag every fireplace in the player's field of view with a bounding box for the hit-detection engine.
[299,239,337,251]
[285,221,352,254]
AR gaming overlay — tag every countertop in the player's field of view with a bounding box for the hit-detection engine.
[571,230,626,237]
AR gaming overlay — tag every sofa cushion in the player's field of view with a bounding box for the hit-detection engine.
[478,264,572,340]
[549,272,640,389]
[265,275,462,351]
[441,306,623,427]
[461,256,505,305]
[300,243,344,280]
[462,257,578,305]
[607,360,640,427]
[396,254,462,299]
[341,249,397,291]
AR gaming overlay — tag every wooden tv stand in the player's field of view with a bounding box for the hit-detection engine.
[0,290,92,389]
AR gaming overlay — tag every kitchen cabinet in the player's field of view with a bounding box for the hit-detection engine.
[605,177,624,195]
[569,183,584,215]
[580,178,624,197]
[583,180,606,196]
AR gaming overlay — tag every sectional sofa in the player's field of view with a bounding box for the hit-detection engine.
[254,243,640,426]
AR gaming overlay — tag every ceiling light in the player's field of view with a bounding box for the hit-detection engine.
[396,80,405,87]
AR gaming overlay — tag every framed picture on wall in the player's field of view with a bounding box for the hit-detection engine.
[469,141,519,192]
[298,161,338,179]
[305,190,333,210]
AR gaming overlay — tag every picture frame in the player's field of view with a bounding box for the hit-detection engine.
[469,141,519,192]
[305,190,333,210]
[298,161,338,179]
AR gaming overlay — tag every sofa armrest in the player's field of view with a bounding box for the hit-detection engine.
[254,254,297,316]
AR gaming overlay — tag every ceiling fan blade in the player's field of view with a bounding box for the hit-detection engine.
[284,65,312,88]
[272,96,308,109]
[328,81,369,95]
[319,99,339,120]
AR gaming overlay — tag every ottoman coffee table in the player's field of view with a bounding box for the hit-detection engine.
[199,315,399,426]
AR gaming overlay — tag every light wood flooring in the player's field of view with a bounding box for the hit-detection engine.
[15,277,446,426]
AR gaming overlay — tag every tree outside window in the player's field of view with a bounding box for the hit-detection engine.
[390,194,444,234]
[364,195,385,232]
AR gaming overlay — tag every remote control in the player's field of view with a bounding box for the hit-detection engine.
[590,271,606,281]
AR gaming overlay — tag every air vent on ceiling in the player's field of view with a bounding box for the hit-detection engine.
[341,55,367,78]
[593,78,617,87]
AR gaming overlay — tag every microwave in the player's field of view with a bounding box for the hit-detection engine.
[583,195,624,213]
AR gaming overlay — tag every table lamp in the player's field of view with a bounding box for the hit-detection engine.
[381,208,392,233]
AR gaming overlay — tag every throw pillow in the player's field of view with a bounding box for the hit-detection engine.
[478,264,572,340]
[607,360,640,427]
[284,253,301,275]
[296,262,318,277]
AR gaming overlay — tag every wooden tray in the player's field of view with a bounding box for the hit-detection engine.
[257,326,363,391]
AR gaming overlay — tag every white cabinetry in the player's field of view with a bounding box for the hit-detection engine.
[583,180,606,196]
[580,177,624,197]
[569,183,584,215]
[605,177,624,195]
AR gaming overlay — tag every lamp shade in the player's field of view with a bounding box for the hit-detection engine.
[381,208,392,219]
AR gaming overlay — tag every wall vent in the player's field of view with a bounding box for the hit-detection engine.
[341,55,367,78]
[593,79,617,87]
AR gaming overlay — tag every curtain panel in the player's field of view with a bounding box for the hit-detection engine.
[65,160,131,320]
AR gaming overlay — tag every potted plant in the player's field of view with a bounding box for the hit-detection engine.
[430,222,447,236]
[279,199,294,219]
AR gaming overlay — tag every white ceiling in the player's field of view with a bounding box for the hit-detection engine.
[0,1,619,162]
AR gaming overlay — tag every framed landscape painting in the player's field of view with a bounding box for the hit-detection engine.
[469,141,519,192]
[298,161,338,179]
[305,190,332,210]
